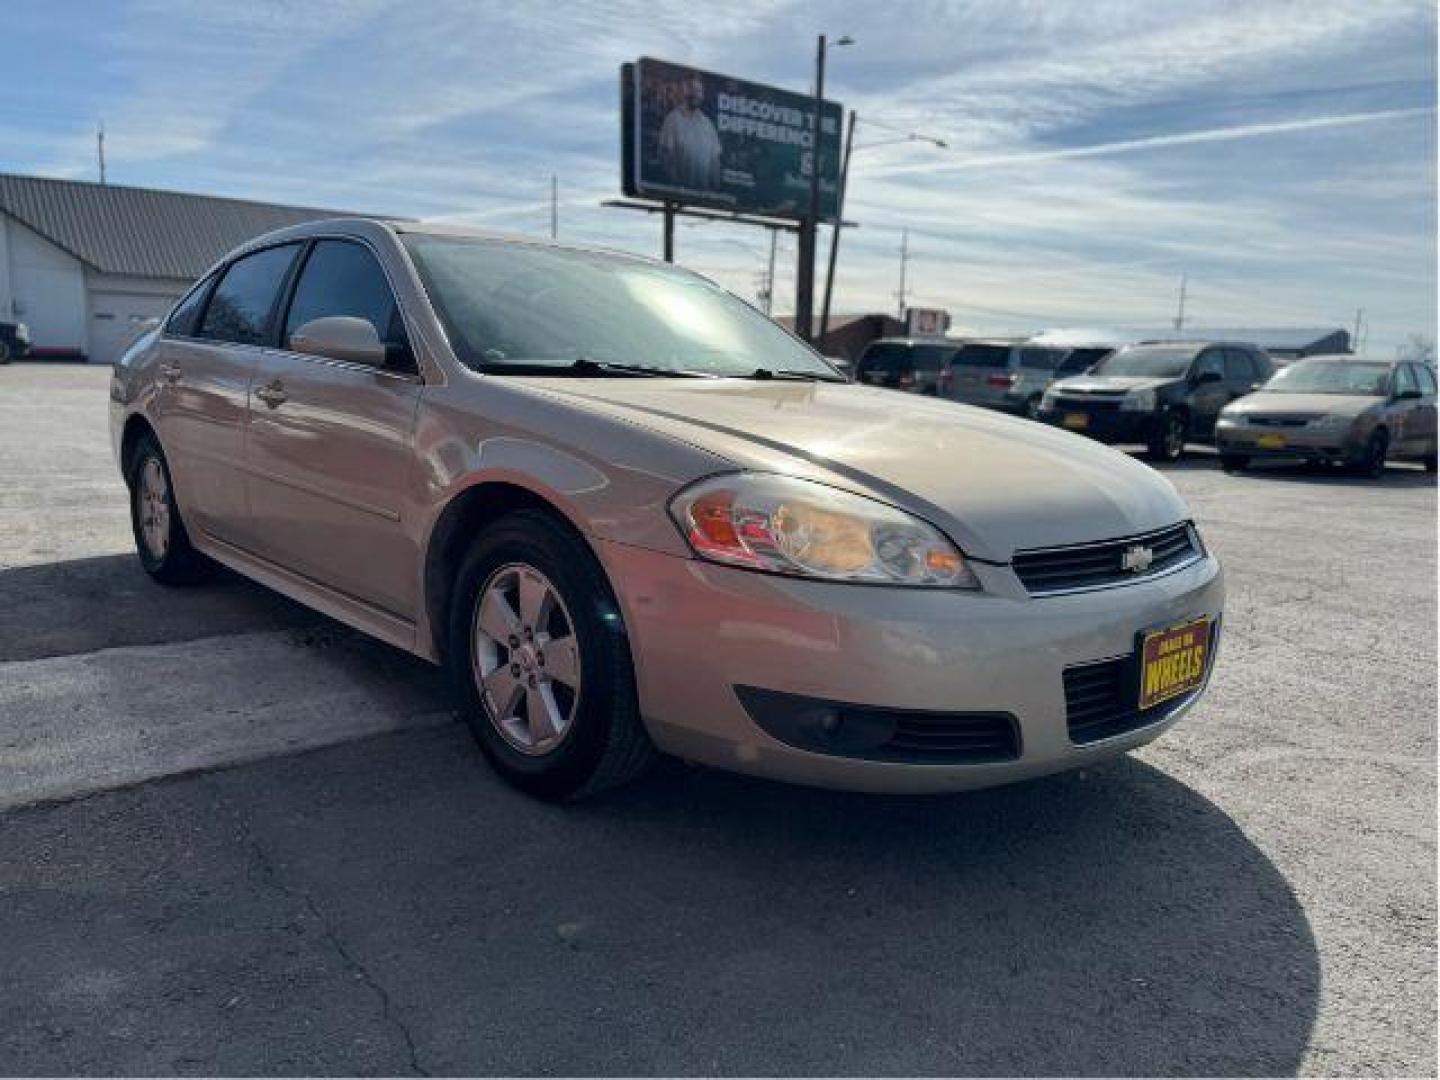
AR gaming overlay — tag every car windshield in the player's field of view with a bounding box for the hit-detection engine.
[1090,345,1196,378]
[402,235,841,378]
[1263,360,1391,395]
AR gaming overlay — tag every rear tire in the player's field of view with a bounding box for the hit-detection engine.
[446,509,657,800]
[0,341,10,364]
[1220,454,1249,472]
[1146,411,1187,463]
[127,434,211,585]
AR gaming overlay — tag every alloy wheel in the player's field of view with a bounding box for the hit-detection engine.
[137,457,171,559]
[471,563,582,755]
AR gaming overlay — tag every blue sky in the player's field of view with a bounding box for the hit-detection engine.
[3,0,1435,353]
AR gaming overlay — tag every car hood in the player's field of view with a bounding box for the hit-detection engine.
[1051,375,1176,394]
[1224,390,1380,418]
[513,378,1190,562]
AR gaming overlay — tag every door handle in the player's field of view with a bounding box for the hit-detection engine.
[159,362,181,383]
[255,380,288,408]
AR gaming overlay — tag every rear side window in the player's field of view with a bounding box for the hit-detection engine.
[164,274,215,337]
[953,344,1011,368]
[1061,347,1111,373]
[1416,364,1437,396]
[1223,349,1255,385]
[283,240,409,354]
[1018,347,1066,370]
[857,343,914,374]
[911,344,954,372]
[197,244,300,346]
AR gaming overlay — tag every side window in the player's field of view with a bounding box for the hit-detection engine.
[1394,364,1418,396]
[1223,349,1254,387]
[197,245,300,346]
[164,274,215,337]
[1193,350,1224,380]
[283,240,410,364]
[1415,364,1437,397]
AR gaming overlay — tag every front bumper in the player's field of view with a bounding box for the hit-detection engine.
[597,538,1224,793]
[1215,421,1360,462]
[1037,406,1158,443]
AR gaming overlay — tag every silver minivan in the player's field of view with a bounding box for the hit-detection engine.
[950,340,1111,418]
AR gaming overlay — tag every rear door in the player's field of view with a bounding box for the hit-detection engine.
[1390,364,1425,454]
[150,244,301,544]
[244,238,423,619]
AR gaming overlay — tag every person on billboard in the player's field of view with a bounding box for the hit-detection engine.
[658,75,722,190]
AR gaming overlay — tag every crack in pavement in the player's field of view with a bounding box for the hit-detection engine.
[232,804,432,1077]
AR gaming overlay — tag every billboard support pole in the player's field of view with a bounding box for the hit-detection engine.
[820,109,856,342]
[795,35,827,343]
[663,202,676,262]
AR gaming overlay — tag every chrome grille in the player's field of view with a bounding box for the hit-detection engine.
[1013,523,1202,595]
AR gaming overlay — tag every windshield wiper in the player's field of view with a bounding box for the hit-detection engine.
[743,367,848,383]
[481,357,713,378]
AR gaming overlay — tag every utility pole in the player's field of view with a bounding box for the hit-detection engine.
[764,228,778,316]
[896,228,910,320]
[795,34,827,342]
[1173,273,1187,333]
[1352,308,1364,353]
[97,121,106,185]
[550,174,558,239]
[819,108,856,341]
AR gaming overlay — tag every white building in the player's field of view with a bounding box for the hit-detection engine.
[0,173,379,365]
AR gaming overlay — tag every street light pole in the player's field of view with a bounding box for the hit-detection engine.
[795,33,827,343]
[819,108,856,340]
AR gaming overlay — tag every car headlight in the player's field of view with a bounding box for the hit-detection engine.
[15,323,28,342]
[1120,388,1156,412]
[669,473,979,588]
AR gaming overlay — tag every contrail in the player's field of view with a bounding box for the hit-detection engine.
[870,106,1434,176]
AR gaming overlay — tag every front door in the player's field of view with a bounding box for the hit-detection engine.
[1188,348,1230,437]
[242,239,422,620]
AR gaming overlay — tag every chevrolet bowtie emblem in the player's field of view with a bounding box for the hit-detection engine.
[1121,544,1155,573]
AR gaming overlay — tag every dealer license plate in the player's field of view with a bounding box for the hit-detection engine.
[1062,412,1089,430]
[1256,433,1287,449]
[1139,617,1213,711]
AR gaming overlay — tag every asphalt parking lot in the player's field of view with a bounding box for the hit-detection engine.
[0,363,1434,1076]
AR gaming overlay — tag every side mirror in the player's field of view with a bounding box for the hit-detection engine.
[288,316,386,367]
[1194,370,1224,385]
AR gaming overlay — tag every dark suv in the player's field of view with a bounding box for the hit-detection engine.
[854,338,957,395]
[1037,341,1273,461]
[0,319,31,363]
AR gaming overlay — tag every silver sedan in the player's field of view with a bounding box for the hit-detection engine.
[1216,355,1439,477]
[110,218,1223,799]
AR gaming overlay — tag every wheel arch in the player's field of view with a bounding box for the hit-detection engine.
[119,412,159,480]
[422,479,603,664]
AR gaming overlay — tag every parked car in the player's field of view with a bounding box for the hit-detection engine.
[0,319,31,363]
[1216,355,1438,476]
[111,219,1223,800]
[853,337,956,394]
[1038,340,1274,461]
[949,339,1111,417]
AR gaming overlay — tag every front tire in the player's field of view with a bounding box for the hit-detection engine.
[127,434,210,584]
[1354,429,1389,479]
[447,509,657,800]
[1146,411,1187,462]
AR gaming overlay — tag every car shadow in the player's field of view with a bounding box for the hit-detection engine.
[0,552,323,663]
[218,729,1322,1076]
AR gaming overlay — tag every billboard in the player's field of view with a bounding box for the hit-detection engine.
[621,58,842,221]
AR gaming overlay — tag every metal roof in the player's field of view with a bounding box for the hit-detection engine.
[0,173,393,281]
